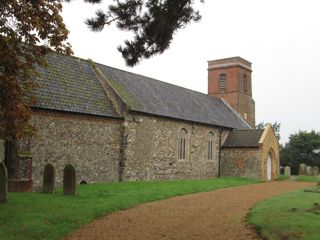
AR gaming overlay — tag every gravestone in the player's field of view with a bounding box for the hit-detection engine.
[317,176,320,186]
[306,166,313,176]
[299,163,306,175]
[63,164,76,196]
[312,166,319,176]
[42,164,55,193]
[0,162,8,203]
[284,166,291,176]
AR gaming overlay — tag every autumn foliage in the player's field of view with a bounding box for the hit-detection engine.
[0,0,72,141]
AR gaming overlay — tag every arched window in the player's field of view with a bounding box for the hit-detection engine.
[178,128,188,159]
[219,73,227,91]
[243,75,248,92]
[208,132,215,160]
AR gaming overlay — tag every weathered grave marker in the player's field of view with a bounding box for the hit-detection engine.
[299,163,306,175]
[284,166,291,176]
[63,164,76,196]
[312,166,319,176]
[306,166,313,176]
[42,164,55,193]
[0,162,8,203]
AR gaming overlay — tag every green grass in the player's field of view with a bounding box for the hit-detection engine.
[296,175,319,182]
[0,177,257,240]
[277,175,319,182]
[249,189,320,240]
[277,174,290,181]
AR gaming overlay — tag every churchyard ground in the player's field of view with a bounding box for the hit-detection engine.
[1,177,317,240]
[249,187,320,240]
[65,181,313,240]
[0,176,257,240]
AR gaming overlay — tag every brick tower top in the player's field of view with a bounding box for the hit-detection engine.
[207,56,255,127]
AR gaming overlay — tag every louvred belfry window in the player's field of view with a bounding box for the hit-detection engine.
[219,73,227,91]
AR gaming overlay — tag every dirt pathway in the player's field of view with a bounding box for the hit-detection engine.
[65,181,313,240]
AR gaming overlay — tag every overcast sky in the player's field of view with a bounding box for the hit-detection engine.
[62,0,320,144]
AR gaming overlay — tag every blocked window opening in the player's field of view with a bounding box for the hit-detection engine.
[243,75,248,92]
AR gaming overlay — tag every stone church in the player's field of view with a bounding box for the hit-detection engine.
[0,54,279,191]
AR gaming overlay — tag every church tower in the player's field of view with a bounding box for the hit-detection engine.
[207,56,255,127]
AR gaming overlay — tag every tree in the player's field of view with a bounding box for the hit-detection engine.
[82,0,203,66]
[0,0,71,175]
[256,121,281,141]
[280,130,320,174]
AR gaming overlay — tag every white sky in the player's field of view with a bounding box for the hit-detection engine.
[62,0,320,144]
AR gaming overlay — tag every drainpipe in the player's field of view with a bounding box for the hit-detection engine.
[218,128,224,178]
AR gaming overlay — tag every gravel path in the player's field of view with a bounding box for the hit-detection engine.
[65,181,313,240]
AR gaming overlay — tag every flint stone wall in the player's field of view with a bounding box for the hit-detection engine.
[30,110,122,187]
[122,114,223,181]
[221,148,261,179]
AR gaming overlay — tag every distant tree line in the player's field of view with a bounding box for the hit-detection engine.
[280,130,320,175]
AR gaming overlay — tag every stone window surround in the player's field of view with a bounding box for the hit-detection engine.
[177,128,188,160]
[207,131,215,160]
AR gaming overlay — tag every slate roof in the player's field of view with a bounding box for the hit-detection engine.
[223,129,264,148]
[29,53,120,118]
[97,63,250,129]
[28,53,250,129]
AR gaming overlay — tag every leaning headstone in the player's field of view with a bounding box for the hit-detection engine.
[42,164,55,193]
[284,166,291,176]
[299,163,307,175]
[0,162,8,203]
[63,164,76,196]
[306,166,313,176]
[312,166,319,176]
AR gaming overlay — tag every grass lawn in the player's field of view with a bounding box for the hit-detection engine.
[277,174,290,181]
[277,175,319,182]
[0,176,257,240]
[296,175,319,182]
[249,188,320,240]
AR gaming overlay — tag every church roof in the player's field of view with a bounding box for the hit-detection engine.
[29,53,250,129]
[30,53,120,118]
[97,63,250,129]
[223,129,264,148]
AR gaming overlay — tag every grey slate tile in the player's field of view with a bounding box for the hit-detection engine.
[28,53,120,118]
[97,63,250,129]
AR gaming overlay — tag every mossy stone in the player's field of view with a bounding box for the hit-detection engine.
[63,164,76,196]
[43,164,55,193]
